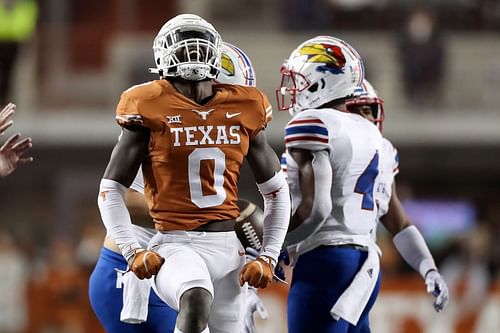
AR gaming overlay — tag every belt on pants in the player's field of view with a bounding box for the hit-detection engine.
[191,219,236,232]
[320,244,367,251]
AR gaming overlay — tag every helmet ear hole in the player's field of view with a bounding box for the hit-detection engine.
[308,82,318,92]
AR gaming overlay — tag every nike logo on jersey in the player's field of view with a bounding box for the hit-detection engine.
[225,112,241,119]
[192,108,215,120]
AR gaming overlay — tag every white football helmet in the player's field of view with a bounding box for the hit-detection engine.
[346,79,385,131]
[149,14,223,81]
[276,35,364,116]
[216,42,256,87]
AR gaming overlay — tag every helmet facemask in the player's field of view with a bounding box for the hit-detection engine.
[151,15,222,81]
[346,96,385,132]
[276,65,314,116]
[346,79,385,131]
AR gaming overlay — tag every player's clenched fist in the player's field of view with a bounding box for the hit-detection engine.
[129,249,165,279]
[240,256,274,289]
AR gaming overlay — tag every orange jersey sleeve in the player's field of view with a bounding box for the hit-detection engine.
[114,80,273,231]
[115,81,165,131]
[259,88,273,125]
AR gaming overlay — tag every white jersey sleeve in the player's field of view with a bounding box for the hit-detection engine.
[375,138,399,219]
[280,152,288,178]
[118,130,145,194]
[281,150,301,216]
[284,115,330,151]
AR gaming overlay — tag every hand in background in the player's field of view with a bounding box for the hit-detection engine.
[0,103,15,136]
[0,133,33,177]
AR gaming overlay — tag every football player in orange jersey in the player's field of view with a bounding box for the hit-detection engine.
[97,14,290,333]
[90,42,271,333]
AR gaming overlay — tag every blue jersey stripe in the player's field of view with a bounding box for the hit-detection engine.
[285,125,328,136]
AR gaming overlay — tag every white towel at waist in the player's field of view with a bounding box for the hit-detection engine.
[295,232,382,257]
[330,241,380,325]
[119,270,151,324]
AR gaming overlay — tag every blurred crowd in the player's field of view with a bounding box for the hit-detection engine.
[1,0,500,113]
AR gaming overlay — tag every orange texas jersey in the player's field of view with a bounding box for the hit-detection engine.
[116,80,273,231]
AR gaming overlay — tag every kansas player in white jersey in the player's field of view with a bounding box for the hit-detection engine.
[276,36,383,333]
[346,79,449,312]
[89,41,268,333]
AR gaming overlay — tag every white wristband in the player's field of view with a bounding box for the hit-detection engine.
[393,225,437,278]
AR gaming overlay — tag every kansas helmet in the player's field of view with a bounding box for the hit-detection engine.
[217,42,256,87]
[346,79,385,131]
[276,35,364,116]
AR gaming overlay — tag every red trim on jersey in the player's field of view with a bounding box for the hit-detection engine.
[285,136,329,144]
[289,118,324,125]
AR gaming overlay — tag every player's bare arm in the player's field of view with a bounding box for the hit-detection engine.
[98,126,164,279]
[245,130,281,183]
[0,103,15,135]
[0,103,33,177]
[240,129,290,289]
[102,126,149,184]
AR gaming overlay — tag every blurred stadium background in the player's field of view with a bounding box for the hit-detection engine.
[1,0,500,332]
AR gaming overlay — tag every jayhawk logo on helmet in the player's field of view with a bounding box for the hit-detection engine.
[296,43,346,75]
[220,52,235,77]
